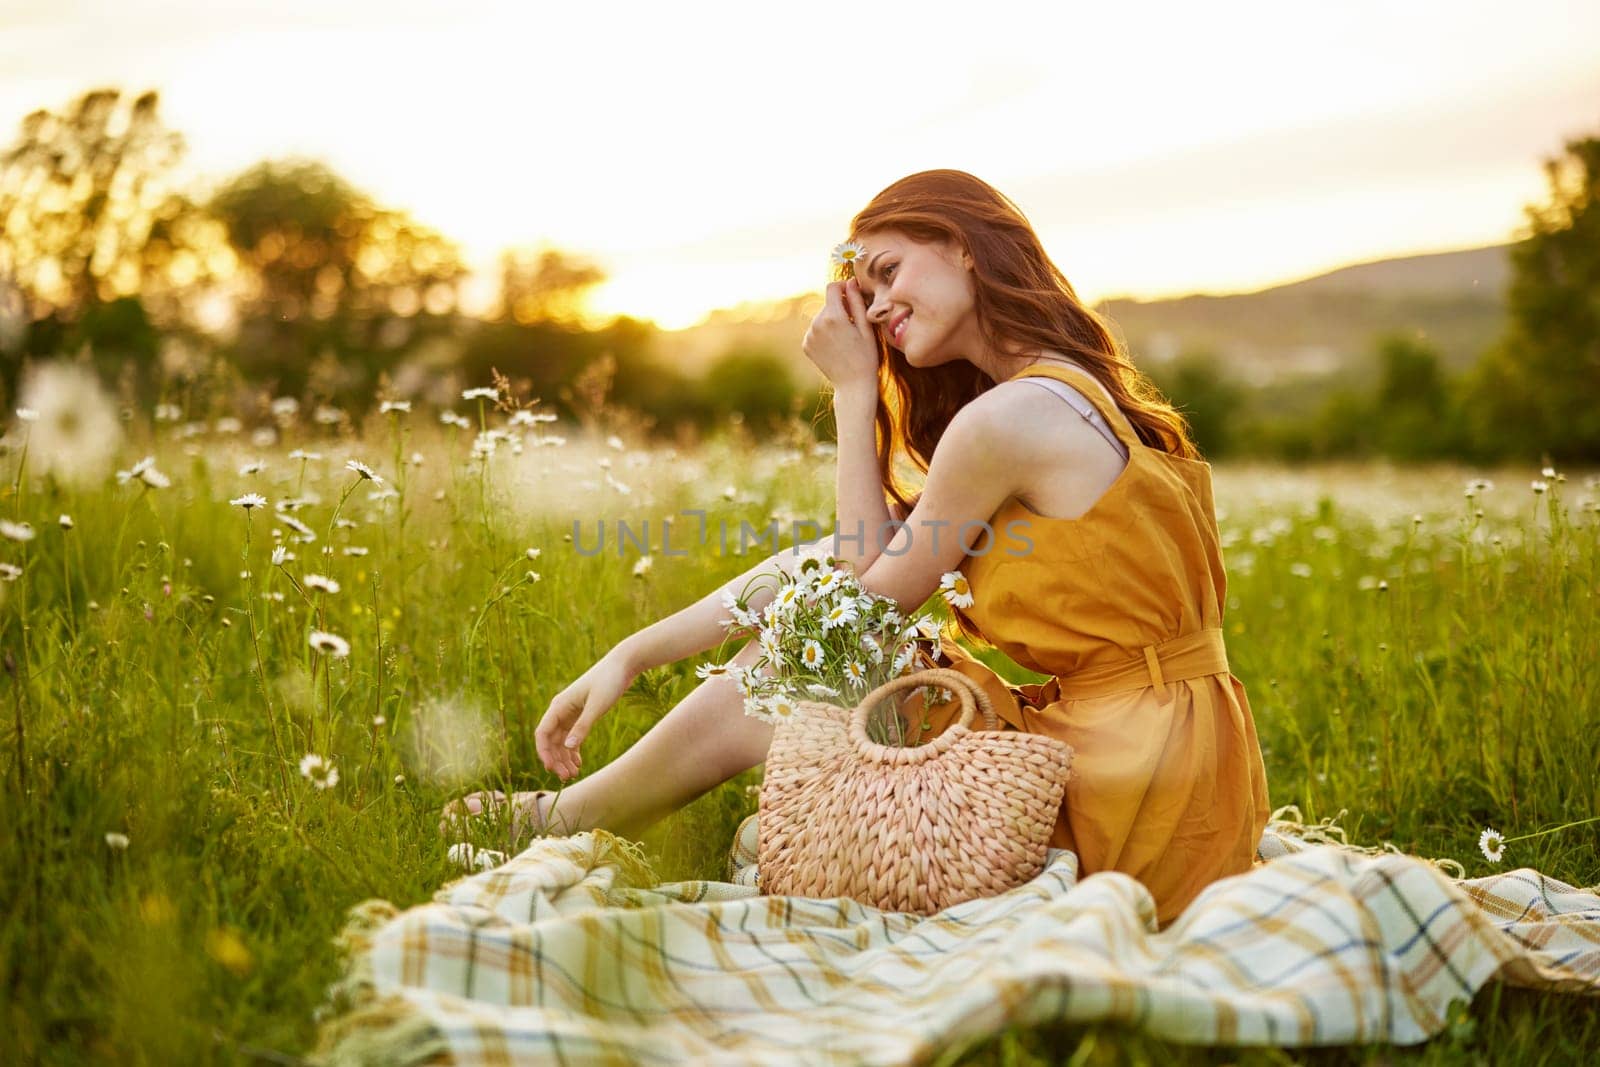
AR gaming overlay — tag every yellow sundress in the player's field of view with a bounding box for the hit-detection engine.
[900,361,1271,927]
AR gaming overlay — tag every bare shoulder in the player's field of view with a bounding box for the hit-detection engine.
[977,377,1129,517]
[961,380,1076,459]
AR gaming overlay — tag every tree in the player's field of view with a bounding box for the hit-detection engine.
[1145,348,1246,459]
[1372,333,1461,460]
[0,88,224,399]
[1465,132,1600,461]
[208,159,466,403]
[698,347,799,436]
[494,247,607,327]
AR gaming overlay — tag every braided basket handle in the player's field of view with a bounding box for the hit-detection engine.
[846,667,999,764]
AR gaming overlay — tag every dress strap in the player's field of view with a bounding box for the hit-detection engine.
[1017,377,1130,462]
[1004,361,1140,452]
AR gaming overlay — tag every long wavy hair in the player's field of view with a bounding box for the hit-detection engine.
[834,169,1199,647]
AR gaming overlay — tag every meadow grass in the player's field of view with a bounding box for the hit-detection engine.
[1,403,1597,1065]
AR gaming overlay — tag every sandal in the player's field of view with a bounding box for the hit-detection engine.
[439,789,561,851]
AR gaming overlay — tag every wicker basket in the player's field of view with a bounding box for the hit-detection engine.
[756,667,1073,915]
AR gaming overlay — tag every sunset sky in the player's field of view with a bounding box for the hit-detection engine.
[2,1,1598,328]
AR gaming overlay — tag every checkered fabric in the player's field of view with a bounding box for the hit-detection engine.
[314,817,1599,1065]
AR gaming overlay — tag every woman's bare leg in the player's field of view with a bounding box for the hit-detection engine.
[519,635,772,840]
[444,536,834,841]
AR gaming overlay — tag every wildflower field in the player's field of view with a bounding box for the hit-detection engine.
[2,368,1598,1065]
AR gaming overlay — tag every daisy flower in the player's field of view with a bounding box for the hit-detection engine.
[766,693,800,720]
[440,411,471,429]
[632,554,654,578]
[759,629,783,662]
[822,601,860,631]
[800,639,825,670]
[288,448,322,462]
[859,633,885,665]
[797,541,839,569]
[734,663,765,696]
[14,363,121,489]
[231,493,267,510]
[345,459,383,485]
[0,520,35,543]
[120,456,171,489]
[308,630,351,658]
[695,661,732,680]
[1478,827,1506,863]
[462,386,499,401]
[343,546,370,557]
[831,239,867,272]
[238,460,265,476]
[278,515,317,542]
[891,644,916,675]
[812,569,846,598]
[271,546,288,566]
[914,614,942,640]
[939,571,974,609]
[720,589,759,628]
[58,514,73,530]
[104,832,130,851]
[380,400,412,414]
[774,584,803,612]
[299,753,340,789]
[1531,480,1548,494]
[844,659,867,687]
[805,682,840,698]
[304,573,341,594]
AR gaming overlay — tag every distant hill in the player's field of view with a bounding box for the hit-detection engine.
[1098,243,1514,385]
[655,242,1516,388]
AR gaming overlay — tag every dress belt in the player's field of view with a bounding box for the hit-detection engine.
[1049,627,1231,701]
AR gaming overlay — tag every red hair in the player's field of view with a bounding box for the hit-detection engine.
[836,169,1199,645]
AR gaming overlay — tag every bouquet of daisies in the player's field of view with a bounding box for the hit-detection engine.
[703,542,973,745]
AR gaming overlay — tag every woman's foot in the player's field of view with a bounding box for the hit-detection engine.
[438,789,560,851]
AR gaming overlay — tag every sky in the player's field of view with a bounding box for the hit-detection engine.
[1,1,1597,328]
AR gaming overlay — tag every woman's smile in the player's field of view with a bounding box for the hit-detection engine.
[889,309,912,347]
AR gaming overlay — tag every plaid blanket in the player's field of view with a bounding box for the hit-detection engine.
[313,812,1600,1065]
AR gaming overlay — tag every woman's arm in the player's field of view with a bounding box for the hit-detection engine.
[614,380,916,676]
[615,538,817,674]
[831,384,896,576]
[613,381,899,676]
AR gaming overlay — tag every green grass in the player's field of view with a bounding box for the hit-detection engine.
[1,411,1597,1064]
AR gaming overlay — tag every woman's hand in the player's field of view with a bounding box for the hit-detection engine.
[802,278,879,393]
[535,647,641,780]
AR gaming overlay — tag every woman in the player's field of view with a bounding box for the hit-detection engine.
[443,169,1270,926]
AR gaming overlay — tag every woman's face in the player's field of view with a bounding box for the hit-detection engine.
[852,228,978,369]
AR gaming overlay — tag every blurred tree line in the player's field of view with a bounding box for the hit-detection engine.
[0,88,816,441]
[2,89,1595,460]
